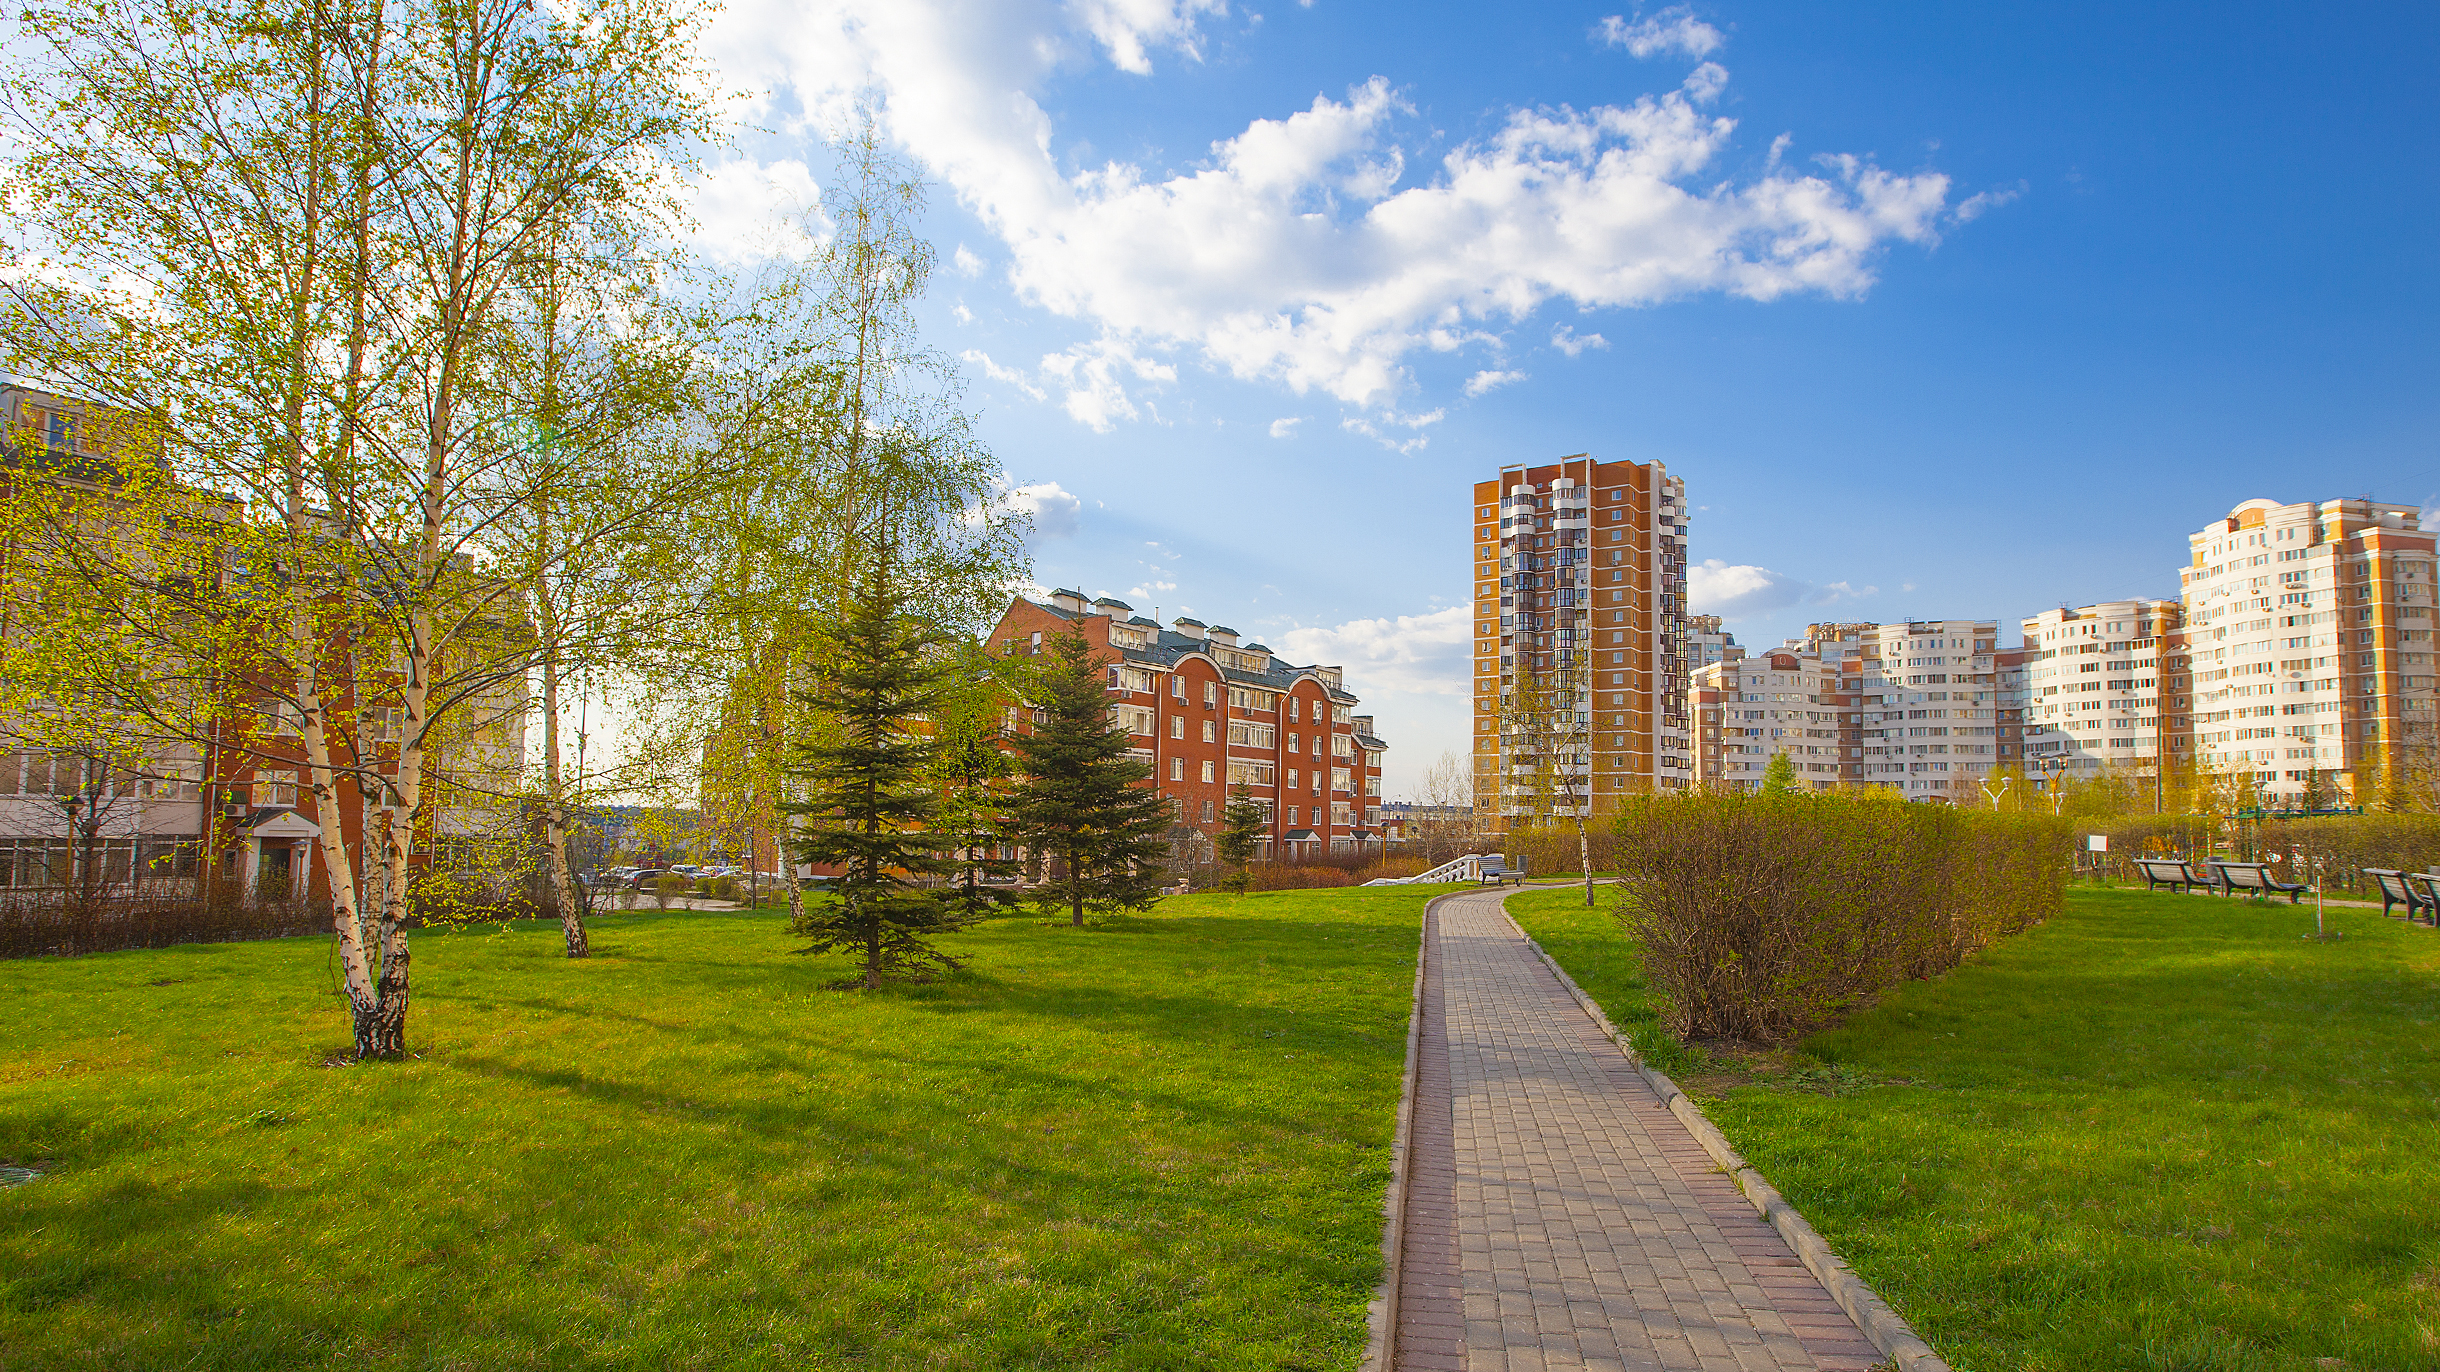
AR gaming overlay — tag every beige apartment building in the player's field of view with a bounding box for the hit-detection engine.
[2021,600,2184,799]
[1472,455,1691,830]
[2177,497,2435,801]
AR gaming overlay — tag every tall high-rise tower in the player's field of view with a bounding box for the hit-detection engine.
[1471,455,1691,830]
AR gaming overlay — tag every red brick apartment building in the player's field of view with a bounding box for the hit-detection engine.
[988,590,1389,856]
[0,385,522,904]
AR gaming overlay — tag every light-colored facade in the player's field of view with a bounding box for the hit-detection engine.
[2020,600,2182,795]
[1472,455,1692,828]
[1686,614,1740,670]
[2176,497,2436,801]
[1851,620,2006,801]
[1691,642,1846,790]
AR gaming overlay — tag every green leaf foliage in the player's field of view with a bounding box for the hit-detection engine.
[1216,783,1270,893]
[1005,627,1172,926]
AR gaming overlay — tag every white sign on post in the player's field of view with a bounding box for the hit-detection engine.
[2086,835,2108,852]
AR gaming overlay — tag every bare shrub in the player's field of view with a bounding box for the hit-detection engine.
[1613,793,2070,1043]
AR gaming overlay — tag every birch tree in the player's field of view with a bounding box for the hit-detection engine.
[0,0,709,1055]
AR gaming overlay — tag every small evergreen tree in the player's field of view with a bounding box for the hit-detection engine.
[932,642,1021,924]
[1006,627,1172,925]
[1215,783,1269,893]
[1760,751,1799,794]
[783,551,964,988]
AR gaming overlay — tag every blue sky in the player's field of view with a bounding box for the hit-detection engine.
[693,0,2439,797]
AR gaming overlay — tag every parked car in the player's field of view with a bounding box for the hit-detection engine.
[621,868,670,891]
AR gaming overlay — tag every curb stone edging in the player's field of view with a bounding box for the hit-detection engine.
[1498,903,1956,1372]
[1360,891,1452,1372]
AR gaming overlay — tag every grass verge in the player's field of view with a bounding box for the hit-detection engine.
[1505,884,2440,1372]
[0,885,1458,1370]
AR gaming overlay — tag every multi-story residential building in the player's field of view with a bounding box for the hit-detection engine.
[1994,646,2030,773]
[0,385,526,904]
[2020,600,2182,802]
[1471,454,1691,829]
[1690,639,1848,791]
[986,590,1388,856]
[1686,614,1740,670]
[2176,497,2436,802]
[1849,620,2006,801]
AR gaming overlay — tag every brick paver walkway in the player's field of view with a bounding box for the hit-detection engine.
[1393,891,1884,1372]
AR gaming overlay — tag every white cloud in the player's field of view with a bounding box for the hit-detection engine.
[1550,324,1609,356]
[952,303,974,324]
[1596,7,1724,59]
[996,478,1082,539]
[1688,558,1875,620]
[1954,180,2027,222]
[1127,578,1178,600]
[959,348,1047,399]
[1036,338,1178,431]
[1464,368,1525,396]
[953,243,986,276]
[1273,605,1472,696]
[1269,416,1302,438]
[702,4,1954,422]
[683,158,824,264]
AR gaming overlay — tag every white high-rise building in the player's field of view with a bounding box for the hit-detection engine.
[2020,601,2181,792]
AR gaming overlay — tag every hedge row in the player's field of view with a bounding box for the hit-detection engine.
[1611,793,2071,1044]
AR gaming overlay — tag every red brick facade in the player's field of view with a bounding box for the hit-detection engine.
[989,591,1389,856]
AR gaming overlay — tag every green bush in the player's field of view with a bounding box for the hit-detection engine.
[710,876,740,903]
[652,874,688,909]
[1611,792,2069,1043]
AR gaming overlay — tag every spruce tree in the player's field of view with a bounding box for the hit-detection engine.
[1006,627,1172,925]
[1760,751,1799,795]
[784,551,964,988]
[1215,783,1269,893]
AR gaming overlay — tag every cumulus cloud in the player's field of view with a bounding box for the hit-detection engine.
[1273,605,1472,696]
[1688,558,1875,620]
[1596,7,1724,60]
[700,2,1955,424]
[1269,416,1302,438]
[1550,324,1608,356]
[953,243,986,276]
[1342,406,1444,453]
[995,478,1082,539]
[960,348,1046,399]
[1464,368,1525,397]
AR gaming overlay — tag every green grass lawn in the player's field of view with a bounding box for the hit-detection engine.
[1506,885,2440,1372]
[0,886,1453,1370]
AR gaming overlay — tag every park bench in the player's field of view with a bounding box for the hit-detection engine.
[2135,858,2208,894]
[2365,869,2439,925]
[1476,857,1524,888]
[2209,860,2307,904]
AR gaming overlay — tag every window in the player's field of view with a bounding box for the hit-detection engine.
[1170,757,1185,781]
[1202,720,1217,743]
[1226,722,1276,748]
[1332,767,1351,791]
[1365,776,1382,797]
[1288,733,1300,753]
[1204,681,1218,706]
[1332,735,1353,758]
[1111,704,1156,735]
[256,769,299,807]
[1200,800,1214,822]
[1287,768,1299,788]
[1227,686,1275,711]
[1286,806,1298,826]
[1200,760,1215,783]
[1170,715,1185,739]
[1331,803,1352,826]
[1288,698,1301,721]
[1172,676,1185,699]
[1227,760,1275,786]
[1333,705,1351,724]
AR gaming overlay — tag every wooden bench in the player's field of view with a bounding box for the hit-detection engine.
[2366,868,2439,924]
[2135,858,2208,894]
[2210,861,2306,904]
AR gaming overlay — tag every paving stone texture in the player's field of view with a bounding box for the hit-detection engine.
[1394,890,1885,1372]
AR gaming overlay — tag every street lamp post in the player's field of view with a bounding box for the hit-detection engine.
[1980,774,2013,811]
